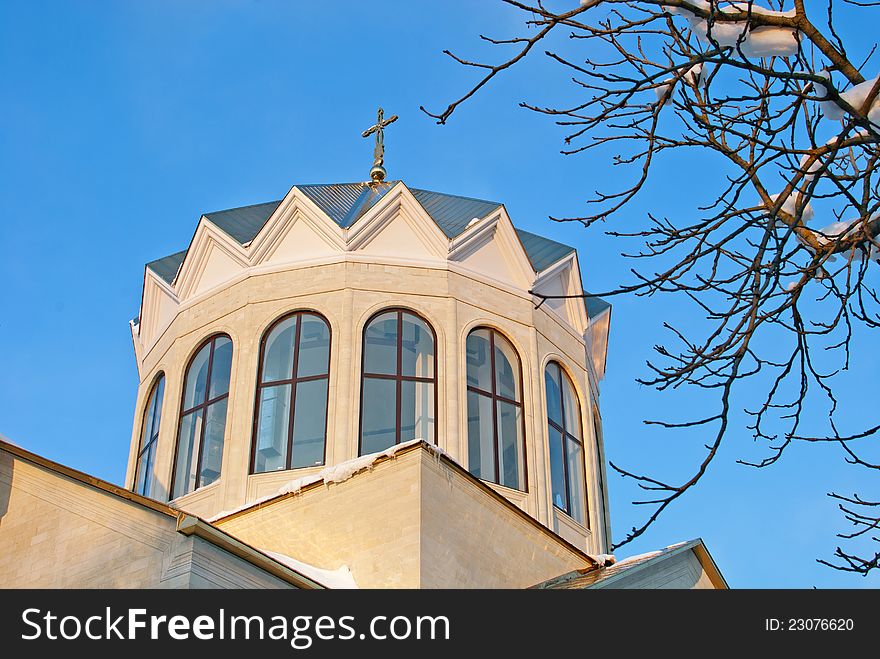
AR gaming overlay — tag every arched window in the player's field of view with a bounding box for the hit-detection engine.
[134,374,165,498]
[172,335,233,499]
[360,309,436,454]
[252,312,331,473]
[466,328,526,490]
[545,362,588,526]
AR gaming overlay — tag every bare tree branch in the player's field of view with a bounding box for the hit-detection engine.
[432,0,880,573]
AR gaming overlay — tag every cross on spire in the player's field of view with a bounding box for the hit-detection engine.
[362,107,398,182]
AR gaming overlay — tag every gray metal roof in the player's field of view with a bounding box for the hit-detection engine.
[409,188,502,238]
[145,183,580,284]
[204,200,283,244]
[145,250,187,285]
[585,296,611,319]
[298,182,396,228]
[515,229,575,272]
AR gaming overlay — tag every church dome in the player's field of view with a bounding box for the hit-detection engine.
[127,180,612,558]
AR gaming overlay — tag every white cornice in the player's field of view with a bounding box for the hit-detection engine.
[532,252,576,288]
[495,207,539,289]
[447,212,501,261]
[531,251,590,333]
[138,267,182,353]
[137,250,591,372]
[566,254,590,332]
[344,182,449,259]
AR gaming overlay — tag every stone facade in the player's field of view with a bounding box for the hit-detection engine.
[126,182,613,559]
[0,182,728,590]
[214,443,595,589]
[0,443,310,588]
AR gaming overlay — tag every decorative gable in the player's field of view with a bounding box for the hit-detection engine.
[135,182,595,358]
[191,241,246,298]
[135,271,181,358]
[262,213,340,264]
[346,183,448,261]
[532,253,590,333]
[449,208,535,291]
[249,189,346,266]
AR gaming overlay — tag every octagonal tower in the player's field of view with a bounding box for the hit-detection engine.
[126,180,612,584]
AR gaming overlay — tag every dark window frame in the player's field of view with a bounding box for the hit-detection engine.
[466,327,529,492]
[170,334,232,498]
[358,308,438,454]
[134,373,165,497]
[546,361,589,528]
[592,407,607,537]
[249,310,332,474]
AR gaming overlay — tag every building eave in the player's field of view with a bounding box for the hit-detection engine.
[176,515,326,589]
[0,438,178,518]
[532,538,728,589]
[0,439,328,589]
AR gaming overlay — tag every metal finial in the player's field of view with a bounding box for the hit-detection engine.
[362,107,398,182]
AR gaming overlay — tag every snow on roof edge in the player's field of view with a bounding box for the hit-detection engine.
[261,549,358,589]
[207,439,448,522]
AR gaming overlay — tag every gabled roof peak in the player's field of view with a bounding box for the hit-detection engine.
[144,181,582,287]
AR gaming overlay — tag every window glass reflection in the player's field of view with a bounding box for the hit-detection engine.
[252,313,330,474]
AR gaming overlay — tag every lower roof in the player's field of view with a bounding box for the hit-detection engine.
[533,538,728,589]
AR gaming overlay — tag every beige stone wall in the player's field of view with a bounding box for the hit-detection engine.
[0,448,294,589]
[215,445,593,589]
[418,450,592,589]
[215,447,423,589]
[129,256,610,555]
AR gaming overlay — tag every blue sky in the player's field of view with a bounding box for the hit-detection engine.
[1,1,876,588]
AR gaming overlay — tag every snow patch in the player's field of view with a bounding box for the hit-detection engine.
[796,215,880,263]
[654,81,673,106]
[815,72,880,129]
[798,152,825,182]
[769,191,814,224]
[613,549,663,567]
[838,76,880,129]
[589,553,616,566]
[687,62,706,86]
[817,217,861,240]
[208,439,445,522]
[279,438,437,494]
[665,1,796,19]
[666,3,801,58]
[654,62,706,108]
[814,70,842,120]
[603,541,692,570]
[261,549,358,589]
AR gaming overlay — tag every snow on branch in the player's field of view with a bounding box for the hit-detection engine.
[427,0,880,571]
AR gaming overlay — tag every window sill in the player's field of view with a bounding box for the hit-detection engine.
[483,481,529,511]
[169,478,221,511]
[247,464,326,500]
[553,506,591,550]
